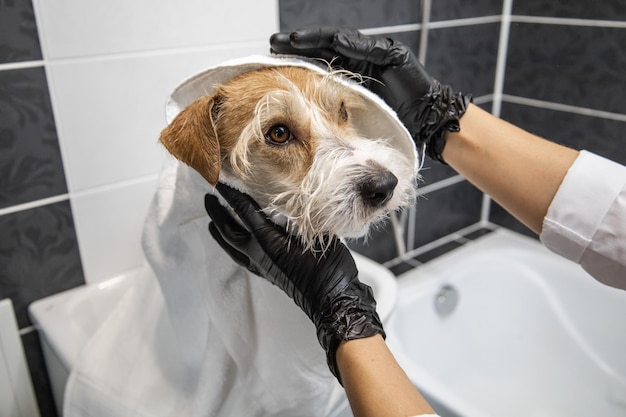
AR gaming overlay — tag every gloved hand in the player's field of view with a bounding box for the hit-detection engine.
[204,182,385,383]
[270,26,472,163]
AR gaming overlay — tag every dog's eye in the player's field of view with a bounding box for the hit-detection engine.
[339,101,348,122]
[265,124,292,145]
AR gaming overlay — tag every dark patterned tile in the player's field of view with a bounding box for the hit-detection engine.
[463,227,494,241]
[505,23,626,115]
[0,0,42,64]
[426,23,500,97]
[22,330,59,417]
[348,217,399,263]
[512,0,626,21]
[278,0,422,32]
[430,0,503,21]
[389,261,418,276]
[0,201,85,328]
[414,240,464,263]
[500,102,626,165]
[0,67,67,209]
[411,180,483,248]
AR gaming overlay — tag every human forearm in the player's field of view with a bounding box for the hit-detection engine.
[442,104,579,234]
[337,335,435,417]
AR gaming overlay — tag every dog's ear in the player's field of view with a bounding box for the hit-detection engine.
[159,96,222,186]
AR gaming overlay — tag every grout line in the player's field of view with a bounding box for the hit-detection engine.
[0,60,45,71]
[360,23,421,36]
[480,193,492,223]
[472,94,494,105]
[428,15,501,29]
[502,94,626,122]
[511,15,626,28]
[384,221,488,267]
[0,174,159,217]
[418,0,432,64]
[0,194,70,216]
[491,0,513,118]
[33,40,269,67]
[19,326,36,336]
[417,174,465,196]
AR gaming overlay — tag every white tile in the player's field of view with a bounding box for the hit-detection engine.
[71,177,158,284]
[48,44,267,192]
[34,0,279,59]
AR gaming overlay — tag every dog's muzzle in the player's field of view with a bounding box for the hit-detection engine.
[359,170,398,208]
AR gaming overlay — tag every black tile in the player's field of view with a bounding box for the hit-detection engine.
[0,67,68,209]
[279,0,422,32]
[348,217,399,264]
[500,102,626,166]
[411,180,483,248]
[489,201,537,239]
[414,240,464,263]
[22,330,59,417]
[463,227,494,241]
[0,0,42,64]
[505,23,626,115]
[389,261,418,276]
[430,0,503,21]
[512,0,626,21]
[0,201,85,328]
[426,23,500,97]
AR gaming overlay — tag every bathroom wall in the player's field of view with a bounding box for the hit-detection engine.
[0,1,278,415]
[491,0,626,235]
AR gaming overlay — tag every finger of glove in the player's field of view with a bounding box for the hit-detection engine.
[332,32,404,67]
[287,26,355,49]
[215,183,275,234]
[204,193,252,235]
[270,32,346,64]
[208,222,253,270]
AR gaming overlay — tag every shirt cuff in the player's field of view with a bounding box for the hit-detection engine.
[540,150,626,262]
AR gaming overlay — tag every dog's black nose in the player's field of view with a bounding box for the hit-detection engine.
[360,171,398,208]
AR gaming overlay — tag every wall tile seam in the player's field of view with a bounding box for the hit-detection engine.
[0,60,45,72]
[6,39,270,68]
[0,174,158,217]
[383,221,498,268]
[511,15,626,28]
[502,94,626,123]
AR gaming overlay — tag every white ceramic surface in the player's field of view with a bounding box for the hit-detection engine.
[387,229,626,417]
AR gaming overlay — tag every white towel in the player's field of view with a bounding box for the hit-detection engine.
[64,54,416,417]
[64,158,345,417]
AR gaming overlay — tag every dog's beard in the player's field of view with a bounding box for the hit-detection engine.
[264,137,417,251]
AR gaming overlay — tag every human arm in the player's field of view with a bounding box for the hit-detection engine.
[442,103,578,233]
[337,335,436,417]
[204,183,436,416]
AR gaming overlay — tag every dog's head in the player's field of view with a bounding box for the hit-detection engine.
[160,62,417,249]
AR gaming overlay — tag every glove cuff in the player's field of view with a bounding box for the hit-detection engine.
[414,81,472,164]
[315,281,385,384]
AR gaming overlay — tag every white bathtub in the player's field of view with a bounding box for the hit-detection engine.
[386,229,626,417]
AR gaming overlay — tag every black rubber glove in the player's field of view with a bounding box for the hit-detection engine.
[270,26,472,163]
[204,183,385,383]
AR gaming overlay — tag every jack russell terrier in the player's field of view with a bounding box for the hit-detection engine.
[159,57,418,249]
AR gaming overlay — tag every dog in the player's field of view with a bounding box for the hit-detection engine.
[159,64,417,250]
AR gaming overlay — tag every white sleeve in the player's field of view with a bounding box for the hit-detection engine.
[540,150,626,290]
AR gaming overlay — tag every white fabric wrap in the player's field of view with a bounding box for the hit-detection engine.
[64,55,417,416]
